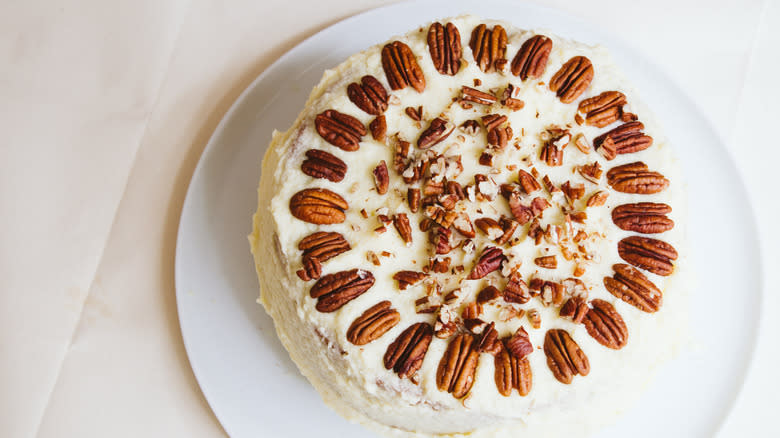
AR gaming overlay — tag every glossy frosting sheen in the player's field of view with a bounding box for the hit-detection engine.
[250,15,689,438]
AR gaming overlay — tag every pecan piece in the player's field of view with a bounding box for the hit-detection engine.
[297,231,350,280]
[296,256,322,281]
[393,270,427,290]
[544,329,590,384]
[487,125,512,149]
[393,213,413,245]
[505,327,533,359]
[477,322,502,355]
[436,333,480,398]
[369,115,387,142]
[504,273,530,304]
[577,91,627,128]
[418,117,455,149]
[549,56,594,104]
[535,255,557,269]
[594,121,653,158]
[618,236,678,276]
[372,161,389,195]
[347,301,400,345]
[407,188,421,213]
[612,202,674,234]
[384,322,433,378]
[604,264,663,312]
[315,109,366,151]
[309,269,375,312]
[560,296,589,323]
[347,75,389,115]
[517,169,541,193]
[381,41,425,92]
[586,190,609,207]
[584,299,628,349]
[468,246,506,279]
[289,188,348,224]
[482,113,507,132]
[301,149,347,182]
[511,34,552,80]
[495,342,532,396]
[477,285,501,304]
[461,86,497,105]
[428,22,462,75]
[469,24,507,73]
[607,161,669,194]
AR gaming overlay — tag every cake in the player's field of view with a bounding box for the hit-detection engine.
[249,15,687,437]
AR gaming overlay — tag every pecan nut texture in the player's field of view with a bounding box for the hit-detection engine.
[544,329,590,384]
[584,299,628,349]
[560,296,588,323]
[301,149,347,182]
[612,202,674,234]
[505,327,533,359]
[347,301,401,345]
[549,56,594,104]
[369,115,387,142]
[315,109,366,152]
[577,91,627,128]
[384,322,433,379]
[618,236,678,276]
[381,41,425,92]
[428,22,462,76]
[347,75,389,116]
[469,24,507,73]
[607,161,669,194]
[296,231,351,280]
[511,34,552,80]
[309,269,375,313]
[289,188,348,224]
[393,270,427,290]
[594,121,653,159]
[373,160,389,195]
[418,117,455,149]
[604,264,663,312]
[393,213,413,245]
[468,246,506,279]
[436,333,480,398]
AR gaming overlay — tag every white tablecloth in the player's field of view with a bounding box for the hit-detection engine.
[1,0,777,436]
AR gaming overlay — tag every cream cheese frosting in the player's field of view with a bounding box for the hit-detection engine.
[250,15,689,438]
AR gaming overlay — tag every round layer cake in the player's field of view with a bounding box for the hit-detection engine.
[250,15,688,437]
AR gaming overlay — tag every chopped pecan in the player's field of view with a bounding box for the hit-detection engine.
[502,84,525,110]
[461,119,480,135]
[418,117,455,149]
[392,270,427,290]
[298,231,350,266]
[347,301,400,345]
[381,41,425,92]
[477,322,502,355]
[461,86,497,105]
[534,255,557,269]
[540,280,565,307]
[301,149,347,182]
[560,296,589,323]
[475,217,503,240]
[517,169,542,193]
[452,213,476,238]
[577,91,627,127]
[527,308,541,329]
[347,75,388,115]
[578,161,602,184]
[373,161,389,194]
[584,299,628,349]
[540,137,565,166]
[561,181,585,205]
[407,188,421,213]
[309,269,375,312]
[289,188,348,224]
[479,151,494,166]
[469,24,507,73]
[504,273,530,304]
[594,121,653,158]
[495,342,532,396]
[511,34,552,80]
[482,114,507,131]
[618,236,678,276]
[612,202,674,234]
[296,256,322,281]
[393,140,411,173]
[544,329,590,384]
[384,322,433,378]
[477,285,501,304]
[586,190,609,207]
[430,256,451,273]
[315,109,366,151]
[437,333,480,398]
[428,22,462,75]
[549,56,594,104]
[506,327,533,359]
[607,161,669,194]
[430,227,453,254]
[426,205,457,228]
[496,217,518,245]
[468,246,506,279]
[604,264,662,312]
[487,124,513,149]
[508,193,533,224]
[393,213,413,245]
[369,115,387,142]
[405,105,423,121]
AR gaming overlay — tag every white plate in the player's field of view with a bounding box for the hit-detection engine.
[175,1,762,437]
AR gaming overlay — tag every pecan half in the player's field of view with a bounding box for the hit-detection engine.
[511,34,552,80]
[495,343,532,396]
[296,256,322,281]
[393,213,413,245]
[384,322,433,378]
[584,299,628,349]
[301,149,347,182]
[369,115,387,142]
[618,236,678,276]
[607,161,669,194]
[469,24,507,73]
[604,264,663,312]
[468,246,505,279]
[373,161,389,194]
[428,22,462,75]
[309,269,375,312]
[437,333,480,398]
[594,121,653,158]
[382,41,425,92]
[549,56,594,104]
[544,329,590,384]
[289,188,348,224]
[347,301,401,345]
[347,75,389,115]
[577,91,627,128]
[612,202,674,234]
[315,109,366,151]
[393,270,427,290]
[418,117,455,149]
[298,230,350,264]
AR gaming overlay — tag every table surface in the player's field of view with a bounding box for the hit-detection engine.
[1,1,777,437]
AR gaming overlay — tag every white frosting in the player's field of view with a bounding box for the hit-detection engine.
[250,15,689,438]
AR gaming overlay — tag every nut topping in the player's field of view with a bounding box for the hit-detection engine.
[577,91,627,127]
[418,117,455,149]
[393,213,413,245]
[505,327,533,359]
[428,22,463,76]
[315,109,366,151]
[517,169,542,194]
[549,56,594,104]
[369,115,387,142]
[290,188,348,224]
[347,301,401,345]
[384,322,433,379]
[560,296,588,323]
[297,232,351,280]
[594,121,653,158]
[301,149,347,182]
[393,270,427,290]
[436,333,479,398]
[347,75,389,115]
[461,86,497,105]
[618,236,678,276]
[381,41,425,92]
[607,161,669,194]
[373,160,389,194]
[584,299,628,349]
[603,264,663,312]
[468,246,506,279]
[469,24,507,73]
[309,269,375,312]
[511,34,552,80]
[544,329,590,384]
[494,342,532,396]
[504,273,531,304]
[534,255,557,269]
[612,202,674,234]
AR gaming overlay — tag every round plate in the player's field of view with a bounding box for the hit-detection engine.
[175,1,762,437]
